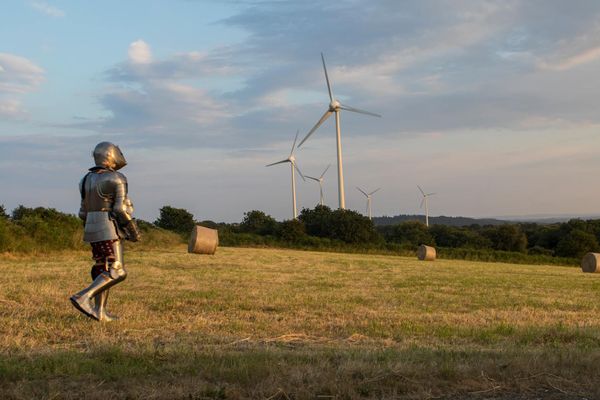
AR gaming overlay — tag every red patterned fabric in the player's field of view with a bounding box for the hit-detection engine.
[91,240,117,262]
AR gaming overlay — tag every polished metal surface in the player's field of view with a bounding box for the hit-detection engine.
[79,149,134,242]
[83,212,119,242]
[93,141,127,171]
[70,240,127,321]
[71,142,135,322]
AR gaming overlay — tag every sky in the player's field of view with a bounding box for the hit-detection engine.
[2,0,600,222]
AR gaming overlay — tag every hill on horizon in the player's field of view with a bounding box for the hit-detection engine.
[372,214,510,227]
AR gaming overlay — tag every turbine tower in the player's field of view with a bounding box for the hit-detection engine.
[266,131,305,219]
[305,164,331,206]
[418,185,436,227]
[298,53,381,210]
[357,187,380,220]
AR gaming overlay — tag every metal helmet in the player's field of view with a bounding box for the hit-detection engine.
[93,142,127,170]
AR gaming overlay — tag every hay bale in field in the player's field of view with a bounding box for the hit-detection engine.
[581,252,600,273]
[188,225,219,255]
[417,244,436,261]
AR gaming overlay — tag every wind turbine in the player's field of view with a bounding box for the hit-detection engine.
[298,53,381,210]
[305,164,331,206]
[266,131,305,219]
[417,185,436,227]
[356,187,381,220]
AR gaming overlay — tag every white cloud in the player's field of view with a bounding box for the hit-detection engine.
[0,53,45,94]
[539,46,600,71]
[0,99,25,118]
[0,53,44,119]
[30,1,65,18]
[128,40,152,64]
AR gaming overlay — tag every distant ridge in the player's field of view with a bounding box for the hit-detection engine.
[372,214,600,227]
[372,215,510,227]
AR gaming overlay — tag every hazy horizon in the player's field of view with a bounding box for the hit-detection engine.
[3,1,600,223]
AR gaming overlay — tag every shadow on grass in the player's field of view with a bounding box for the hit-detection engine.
[1,344,599,399]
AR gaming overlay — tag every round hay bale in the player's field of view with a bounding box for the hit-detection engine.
[581,252,600,273]
[417,244,436,261]
[188,225,218,255]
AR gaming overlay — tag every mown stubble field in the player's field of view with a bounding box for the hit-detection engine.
[1,246,600,399]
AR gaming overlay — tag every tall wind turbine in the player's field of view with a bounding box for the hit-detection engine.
[298,53,381,210]
[357,187,381,220]
[417,185,436,227]
[305,164,331,206]
[266,131,305,219]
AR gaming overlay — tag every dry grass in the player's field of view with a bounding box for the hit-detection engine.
[1,246,600,399]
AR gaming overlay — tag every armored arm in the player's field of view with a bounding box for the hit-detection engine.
[78,175,88,221]
[111,173,140,242]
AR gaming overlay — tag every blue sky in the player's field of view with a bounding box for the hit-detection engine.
[2,0,600,222]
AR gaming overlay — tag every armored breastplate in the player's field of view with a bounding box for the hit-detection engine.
[82,171,117,212]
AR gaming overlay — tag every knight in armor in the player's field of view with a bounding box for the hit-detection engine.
[70,142,140,321]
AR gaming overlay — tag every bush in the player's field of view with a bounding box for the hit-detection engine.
[299,205,333,237]
[239,210,278,235]
[277,219,306,242]
[430,224,491,249]
[527,245,554,256]
[483,224,528,253]
[0,206,84,253]
[384,221,434,247]
[127,219,184,249]
[298,206,380,244]
[555,229,599,258]
[154,206,195,235]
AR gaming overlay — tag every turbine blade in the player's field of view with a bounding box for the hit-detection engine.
[417,185,425,196]
[290,129,299,157]
[420,198,425,208]
[320,163,331,178]
[356,186,368,197]
[339,103,381,117]
[305,175,320,182]
[294,162,305,181]
[266,159,289,167]
[321,52,333,102]
[427,192,436,196]
[369,188,381,195]
[298,110,332,147]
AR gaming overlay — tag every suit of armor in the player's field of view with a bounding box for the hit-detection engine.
[70,142,140,321]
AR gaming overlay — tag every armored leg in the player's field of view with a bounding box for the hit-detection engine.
[93,289,118,322]
[89,260,119,322]
[71,241,126,321]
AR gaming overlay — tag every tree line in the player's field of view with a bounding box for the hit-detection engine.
[1,203,596,265]
[154,204,598,263]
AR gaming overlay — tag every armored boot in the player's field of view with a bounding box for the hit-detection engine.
[93,289,119,322]
[70,260,126,321]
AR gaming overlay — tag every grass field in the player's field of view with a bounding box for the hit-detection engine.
[1,246,599,399]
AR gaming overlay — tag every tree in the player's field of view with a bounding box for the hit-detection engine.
[298,205,333,237]
[430,225,491,249]
[328,209,379,244]
[277,219,306,242]
[483,224,527,253]
[154,206,195,235]
[555,229,599,258]
[0,204,7,219]
[385,221,434,247]
[239,210,278,235]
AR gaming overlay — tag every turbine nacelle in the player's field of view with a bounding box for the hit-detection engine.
[329,99,341,112]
